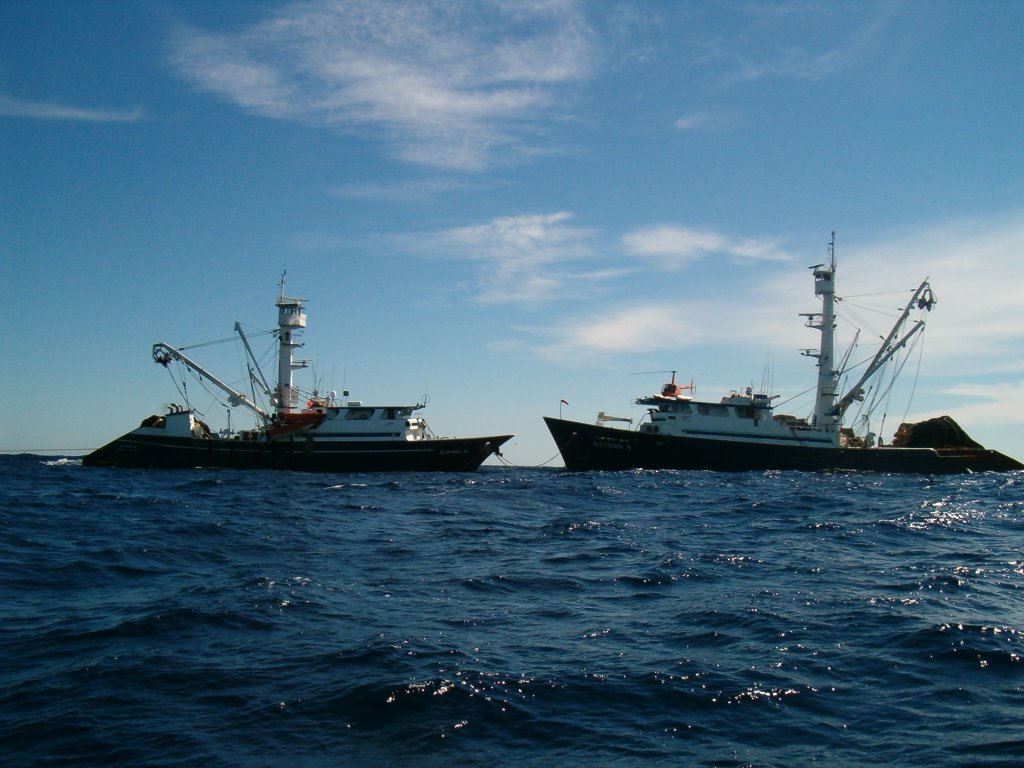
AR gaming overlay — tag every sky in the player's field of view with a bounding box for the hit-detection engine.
[2,0,1023,467]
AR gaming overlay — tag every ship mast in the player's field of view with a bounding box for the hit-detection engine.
[274,273,308,416]
[801,232,840,432]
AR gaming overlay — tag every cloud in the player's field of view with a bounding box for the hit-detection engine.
[552,304,702,354]
[425,211,597,305]
[404,214,797,308]
[929,381,1024,427]
[694,2,896,85]
[622,225,792,267]
[673,109,735,132]
[528,294,788,366]
[622,225,723,262]
[893,376,1024,445]
[0,94,142,122]
[727,46,846,84]
[169,0,593,170]
[328,177,477,201]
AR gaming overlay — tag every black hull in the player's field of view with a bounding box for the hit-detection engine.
[84,432,514,473]
[544,417,1023,474]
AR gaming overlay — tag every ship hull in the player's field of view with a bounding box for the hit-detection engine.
[544,417,1022,474]
[84,432,514,473]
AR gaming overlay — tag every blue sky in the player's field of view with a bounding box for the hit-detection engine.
[2,0,1022,465]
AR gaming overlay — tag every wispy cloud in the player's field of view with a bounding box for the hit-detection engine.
[329,177,477,202]
[169,0,593,171]
[928,380,1024,426]
[527,291,799,367]
[695,2,896,85]
[673,109,736,132]
[727,46,846,84]
[537,303,704,361]
[0,94,142,122]
[422,211,598,305]
[403,214,797,309]
[622,224,792,268]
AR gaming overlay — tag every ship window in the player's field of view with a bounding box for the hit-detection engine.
[698,404,728,417]
[345,408,374,420]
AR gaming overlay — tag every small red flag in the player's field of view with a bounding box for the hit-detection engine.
[560,399,569,405]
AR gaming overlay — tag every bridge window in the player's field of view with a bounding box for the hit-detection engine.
[697,404,728,417]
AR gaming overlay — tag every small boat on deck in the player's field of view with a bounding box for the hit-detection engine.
[85,278,512,472]
[544,235,1022,474]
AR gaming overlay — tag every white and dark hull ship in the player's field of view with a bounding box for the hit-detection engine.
[545,235,1022,474]
[85,279,512,473]
[544,416,1022,474]
[87,410,512,473]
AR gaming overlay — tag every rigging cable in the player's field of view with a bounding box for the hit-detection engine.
[771,383,818,411]
[493,432,578,469]
[178,328,274,352]
[494,451,563,469]
[872,324,926,442]
[901,326,927,427]
[180,363,189,409]
[166,358,207,418]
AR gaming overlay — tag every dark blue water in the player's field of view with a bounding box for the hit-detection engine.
[2,455,1022,767]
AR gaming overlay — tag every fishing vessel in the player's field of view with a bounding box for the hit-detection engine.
[85,278,512,472]
[545,236,1022,473]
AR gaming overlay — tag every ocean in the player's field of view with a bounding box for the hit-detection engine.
[2,455,1022,767]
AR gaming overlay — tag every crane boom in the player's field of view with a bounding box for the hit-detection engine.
[152,342,271,422]
[833,279,934,417]
[234,322,272,396]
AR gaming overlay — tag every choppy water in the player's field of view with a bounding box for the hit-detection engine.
[2,454,1023,767]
